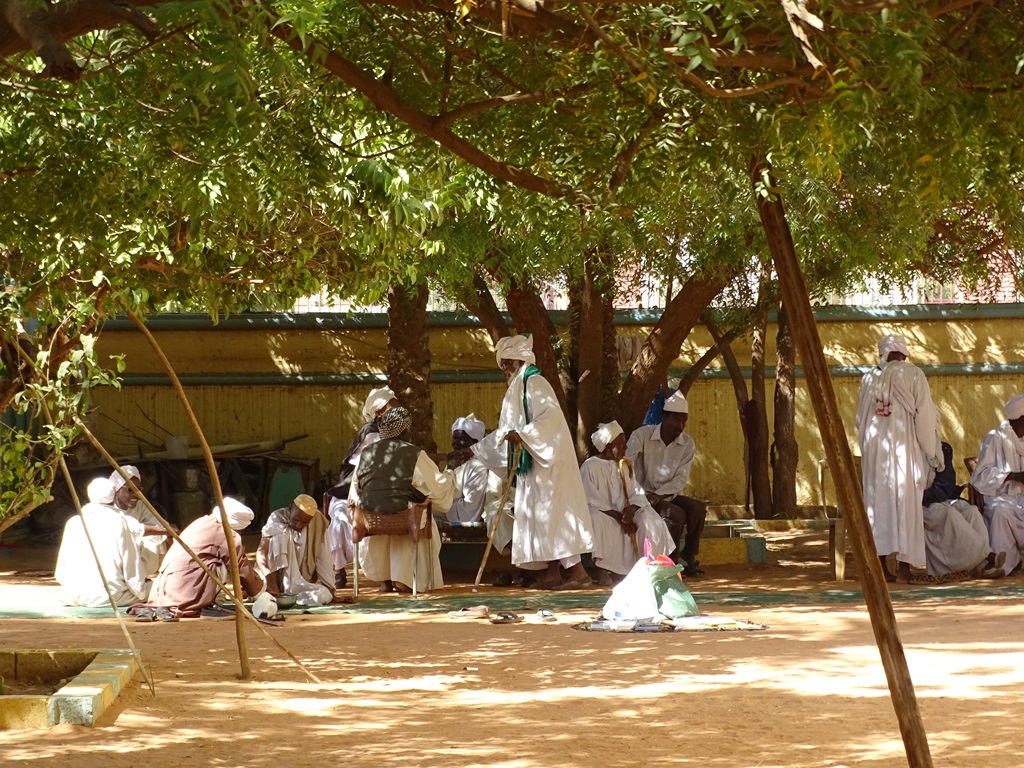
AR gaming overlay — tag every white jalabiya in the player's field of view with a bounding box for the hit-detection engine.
[579,457,673,575]
[855,360,942,568]
[449,458,513,554]
[971,421,1024,573]
[119,499,168,576]
[349,449,455,589]
[55,504,152,607]
[474,364,593,568]
[922,499,993,576]
[258,508,335,606]
[327,431,380,570]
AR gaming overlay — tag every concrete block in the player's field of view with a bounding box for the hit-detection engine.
[0,696,50,730]
[0,651,16,681]
[14,650,95,684]
[698,537,749,565]
[48,679,114,726]
[744,534,767,564]
[83,663,133,695]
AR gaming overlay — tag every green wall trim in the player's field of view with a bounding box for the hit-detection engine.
[99,302,1024,332]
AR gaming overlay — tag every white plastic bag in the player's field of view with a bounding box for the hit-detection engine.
[600,557,659,622]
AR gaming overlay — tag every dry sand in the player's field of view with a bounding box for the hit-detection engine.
[3,531,1024,767]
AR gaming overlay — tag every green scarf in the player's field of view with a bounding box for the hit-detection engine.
[508,364,541,478]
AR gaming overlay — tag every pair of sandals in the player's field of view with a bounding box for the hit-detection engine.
[133,606,178,622]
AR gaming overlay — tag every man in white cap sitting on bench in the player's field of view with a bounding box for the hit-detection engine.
[445,413,513,554]
[257,494,336,606]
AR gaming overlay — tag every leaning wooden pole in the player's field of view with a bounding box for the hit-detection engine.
[751,159,933,767]
[124,308,251,680]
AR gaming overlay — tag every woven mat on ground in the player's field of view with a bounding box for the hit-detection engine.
[572,616,768,632]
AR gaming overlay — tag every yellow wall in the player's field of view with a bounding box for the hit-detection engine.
[90,308,1024,503]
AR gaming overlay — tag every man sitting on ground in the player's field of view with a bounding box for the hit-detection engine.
[923,441,1005,579]
[257,494,336,606]
[445,413,513,555]
[109,464,173,576]
[580,421,674,586]
[349,406,455,593]
[625,391,707,577]
[970,394,1024,576]
[146,497,264,618]
[326,386,399,588]
[55,477,154,607]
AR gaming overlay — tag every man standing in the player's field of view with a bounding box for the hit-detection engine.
[625,391,707,577]
[970,393,1024,576]
[326,386,399,587]
[468,334,594,590]
[257,494,336,606]
[350,406,455,593]
[581,421,674,586]
[855,334,942,583]
[55,477,153,607]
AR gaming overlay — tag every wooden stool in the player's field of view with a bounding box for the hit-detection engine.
[350,501,433,599]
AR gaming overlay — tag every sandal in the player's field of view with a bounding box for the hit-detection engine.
[490,611,524,624]
[536,608,557,623]
[448,605,490,619]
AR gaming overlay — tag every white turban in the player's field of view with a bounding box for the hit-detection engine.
[664,391,689,414]
[87,477,115,505]
[592,421,624,452]
[452,413,486,441]
[109,465,141,492]
[212,497,255,531]
[495,335,536,367]
[1005,394,1024,421]
[293,494,318,517]
[877,334,910,364]
[362,387,396,423]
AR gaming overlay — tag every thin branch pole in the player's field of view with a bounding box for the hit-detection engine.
[122,307,251,678]
[751,158,933,767]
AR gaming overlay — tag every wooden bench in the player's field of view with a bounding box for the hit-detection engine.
[817,459,847,581]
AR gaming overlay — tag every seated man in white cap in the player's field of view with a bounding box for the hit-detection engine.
[923,442,1004,580]
[325,386,398,588]
[445,414,513,552]
[464,334,594,590]
[349,406,455,593]
[109,464,173,576]
[970,393,1024,576]
[145,497,264,618]
[855,333,942,583]
[55,477,154,607]
[257,494,336,606]
[625,390,707,577]
[581,421,674,586]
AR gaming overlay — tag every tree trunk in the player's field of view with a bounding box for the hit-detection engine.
[461,272,510,344]
[615,273,731,435]
[752,156,934,768]
[771,301,799,517]
[566,276,583,456]
[504,276,565,409]
[387,283,434,451]
[600,293,619,423]
[749,308,773,518]
[575,257,606,454]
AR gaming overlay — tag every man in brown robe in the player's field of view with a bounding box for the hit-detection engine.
[147,497,263,618]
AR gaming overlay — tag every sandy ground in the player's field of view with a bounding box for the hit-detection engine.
[3,531,1024,767]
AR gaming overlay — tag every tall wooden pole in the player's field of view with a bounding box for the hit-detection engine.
[751,159,933,767]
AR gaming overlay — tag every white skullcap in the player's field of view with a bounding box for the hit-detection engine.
[87,477,115,505]
[212,497,255,531]
[877,334,910,363]
[452,413,486,441]
[592,421,624,452]
[293,494,318,517]
[495,335,536,367]
[1005,394,1024,421]
[362,387,396,423]
[109,465,141,492]
[663,391,689,414]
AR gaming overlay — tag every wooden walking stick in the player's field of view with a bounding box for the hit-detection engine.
[472,444,522,592]
[618,458,640,560]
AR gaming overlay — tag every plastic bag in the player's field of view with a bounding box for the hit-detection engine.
[601,538,700,621]
[649,564,699,619]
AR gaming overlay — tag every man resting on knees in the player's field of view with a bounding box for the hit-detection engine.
[580,421,674,587]
[349,406,455,593]
[257,493,336,606]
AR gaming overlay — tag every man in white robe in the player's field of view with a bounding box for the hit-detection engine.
[970,393,1024,575]
[446,413,513,554]
[625,391,707,576]
[349,406,455,593]
[110,464,172,576]
[326,387,397,587]
[922,442,1004,578]
[257,493,336,606]
[581,421,673,586]
[467,334,594,590]
[55,478,152,607]
[856,334,943,583]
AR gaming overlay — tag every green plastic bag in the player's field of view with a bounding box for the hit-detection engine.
[649,564,700,619]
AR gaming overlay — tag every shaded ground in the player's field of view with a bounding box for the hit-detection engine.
[3,531,1024,767]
